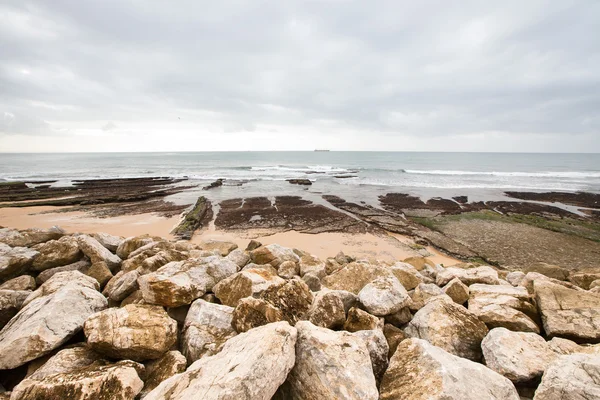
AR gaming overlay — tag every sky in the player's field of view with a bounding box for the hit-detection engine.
[0,0,599,152]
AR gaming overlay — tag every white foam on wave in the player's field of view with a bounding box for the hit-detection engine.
[403,170,600,178]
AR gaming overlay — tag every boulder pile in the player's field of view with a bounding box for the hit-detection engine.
[1,226,600,399]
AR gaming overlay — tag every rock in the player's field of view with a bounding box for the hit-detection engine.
[569,271,600,290]
[0,275,35,291]
[533,353,600,400]
[249,244,300,268]
[81,261,113,287]
[35,259,91,285]
[0,271,107,369]
[0,226,64,247]
[358,275,410,317]
[408,283,448,311]
[232,297,284,332]
[482,327,558,383]
[403,256,435,271]
[383,323,407,358]
[245,239,262,251]
[225,249,250,268]
[21,345,103,380]
[405,298,489,361]
[135,249,189,275]
[0,290,30,329]
[380,338,519,400]
[287,321,378,400]
[11,359,144,400]
[307,290,347,329]
[116,235,157,259]
[140,350,187,398]
[139,256,238,307]
[522,262,569,281]
[102,270,140,302]
[436,266,500,286]
[506,271,526,286]
[258,278,313,325]
[302,272,321,291]
[322,262,393,294]
[519,272,582,294]
[299,253,326,278]
[84,304,178,361]
[343,306,382,332]
[287,178,312,185]
[442,277,469,304]
[121,290,145,306]
[390,262,423,291]
[468,284,539,333]
[353,329,389,383]
[534,280,600,342]
[384,306,412,326]
[196,240,238,256]
[31,236,81,271]
[91,232,123,253]
[144,322,297,400]
[0,246,39,281]
[213,267,284,307]
[182,299,236,363]
[278,260,300,279]
[547,337,600,355]
[77,235,122,272]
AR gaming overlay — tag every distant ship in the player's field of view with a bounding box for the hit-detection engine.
[314,149,330,152]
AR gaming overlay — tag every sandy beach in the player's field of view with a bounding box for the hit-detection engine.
[0,205,457,265]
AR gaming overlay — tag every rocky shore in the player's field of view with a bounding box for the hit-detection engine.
[2,226,600,399]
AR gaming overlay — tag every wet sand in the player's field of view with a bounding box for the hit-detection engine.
[0,206,457,265]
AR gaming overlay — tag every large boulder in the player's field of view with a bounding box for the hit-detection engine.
[35,259,91,284]
[140,350,187,398]
[213,267,284,307]
[343,306,382,332]
[0,226,64,247]
[91,232,124,253]
[0,245,39,281]
[533,354,600,399]
[139,256,238,308]
[481,327,558,383]
[436,266,500,286]
[258,278,313,324]
[0,275,35,291]
[321,262,392,294]
[286,321,379,400]
[380,338,519,400]
[182,299,236,363]
[84,304,178,362]
[11,357,143,400]
[116,235,157,259]
[144,322,297,400]
[442,277,469,304]
[0,271,107,369]
[390,262,424,291]
[102,270,140,303]
[196,240,238,256]
[408,283,452,312]
[358,275,410,316]
[352,329,389,384]
[307,290,348,329]
[77,235,122,271]
[405,298,489,361]
[534,280,600,342]
[31,236,81,271]
[232,297,285,332]
[468,284,539,333]
[249,244,299,267]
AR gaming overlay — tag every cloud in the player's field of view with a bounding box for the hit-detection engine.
[0,0,599,151]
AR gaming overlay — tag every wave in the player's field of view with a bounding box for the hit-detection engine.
[402,170,600,178]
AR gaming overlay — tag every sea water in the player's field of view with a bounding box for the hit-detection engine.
[1,152,599,206]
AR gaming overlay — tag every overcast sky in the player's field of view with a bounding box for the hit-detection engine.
[1,1,599,152]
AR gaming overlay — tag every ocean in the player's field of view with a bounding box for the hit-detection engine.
[1,152,599,206]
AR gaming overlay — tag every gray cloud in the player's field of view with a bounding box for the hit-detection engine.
[0,0,599,151]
